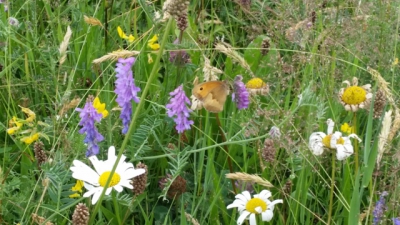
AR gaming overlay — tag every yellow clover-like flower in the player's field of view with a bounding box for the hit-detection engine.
[7,116,23,135]
[69,180,84,198]
[21,132,40,144]
[117,26,135,43]
[246,78,269,96]
[93,97,109,118]
[338,77,372,112]
[340,123,354,135]
[20,106,36,122]
[148,35,160,50]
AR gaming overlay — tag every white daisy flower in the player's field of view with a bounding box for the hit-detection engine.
[338,77,372,112]
[227,190,283,225]
[309,119,361,160]
[70,146,145,204]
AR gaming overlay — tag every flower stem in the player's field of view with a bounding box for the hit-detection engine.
[353,113,359,174]
[215,113,237,194]
[327,151,336,225]
[89,18,174,223]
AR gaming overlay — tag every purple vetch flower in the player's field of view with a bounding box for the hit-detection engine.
[169,39,191,65]
[232,75,250,109]
[166,85,194,133]
[114,57,141,134]
[373,191,389,225]
[393,218,400,225]
[76,100,104,157]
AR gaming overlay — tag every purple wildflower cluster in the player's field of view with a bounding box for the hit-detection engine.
[232,75,250,110]
[166,85,193,133]
[76,100,104,157]
[373,191,388,225]
[114,57,141,134]
[393,218,400,225]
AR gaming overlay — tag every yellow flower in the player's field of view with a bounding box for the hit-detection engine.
[393,58,398,66]
[20,106,36,122]
[7,116,23,134]
[93,97,109,118]
[245,78,269,95]
[69,180,84,198]
[21,132,40,144]
[338,77,372,112]
[340,123,355,135]
[148,35,160,50]
[147,53,154,64]
[117,26,135,43]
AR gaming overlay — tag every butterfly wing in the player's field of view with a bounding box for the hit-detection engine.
[202,83,229,113]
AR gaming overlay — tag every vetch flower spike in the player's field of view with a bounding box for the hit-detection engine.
[232,75,250,109]
[76,98,104,157]
[227,190,283,225]
[309,119,361,160]
[70,146,145,204]
[114,57,141,134]
[166,85,194,133]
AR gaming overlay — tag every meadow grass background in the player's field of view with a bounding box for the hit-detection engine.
[1,0,400,224]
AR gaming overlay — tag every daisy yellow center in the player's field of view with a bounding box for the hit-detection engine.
[246,78,266,89]
[341,86,367,105]
[245,197,267,214]
[98,171,121,187]
[322,134,345,148]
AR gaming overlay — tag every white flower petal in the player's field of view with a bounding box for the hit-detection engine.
[237,211,251,225]
[241,191,252,201]
[113,185,123,192]
[227,201,246,209]
[70,160,99,185]
[249,213,257,225]
[256,189,272,200]
[326,119,334,134]
[309,132,326,155]
[330,131,342,149]
[261,209,274,222]
[91,190,102,204]
[336,143,354,160]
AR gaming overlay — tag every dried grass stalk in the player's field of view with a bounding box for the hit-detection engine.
[215,42,254,77]
[92,50,140,64]
[368,67,394,105]
[377,110,392,167]
[83,15,103,27]
[226,172,273,188]
[389,107,400,142]
[59,26,72,65]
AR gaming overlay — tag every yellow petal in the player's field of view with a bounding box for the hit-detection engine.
[117,26,126,39]
[148,43,160,50]
[148,34,158,44]
[147,53,154,64]
[21,133,40,144]
[127,35,135,43]
[93,97,109,118]
[7,127,19,135]
[19,106,36,122]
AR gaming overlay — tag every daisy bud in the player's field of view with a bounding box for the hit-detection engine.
[72,203,90,225]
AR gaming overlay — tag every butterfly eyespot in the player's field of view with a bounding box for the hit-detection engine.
[200,87,203,90]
